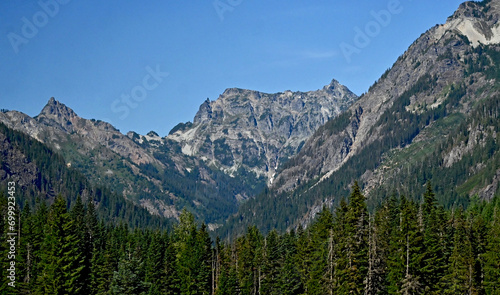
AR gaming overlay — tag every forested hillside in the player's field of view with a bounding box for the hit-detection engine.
[1,184,499,294]
[0,122,169,229]
[1,1,500,294]
[223,0,500,236]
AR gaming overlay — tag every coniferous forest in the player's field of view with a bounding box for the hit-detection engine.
[1,182,499,294]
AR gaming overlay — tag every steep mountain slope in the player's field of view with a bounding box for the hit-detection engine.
[0,99,263,225]
[168,79,357,183]
[0,80,356,226]
[222,0,500,235]
[0,122,168,228]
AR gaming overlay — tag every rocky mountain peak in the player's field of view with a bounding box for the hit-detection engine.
[170,81,358,182]
[436,0,500,47]
[38,97,77,121]
[322,78,341,92]
[35,97,81,134]
[193,98,213,125]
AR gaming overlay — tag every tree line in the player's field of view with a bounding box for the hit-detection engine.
[1,182,499,294]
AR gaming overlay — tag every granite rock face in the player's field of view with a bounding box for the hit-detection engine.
[169,79,357,182]
[272,0,500,193]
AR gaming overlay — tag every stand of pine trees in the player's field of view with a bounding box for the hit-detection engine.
[1,182,500,294]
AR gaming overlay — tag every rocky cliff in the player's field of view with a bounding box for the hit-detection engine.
[168,79,357,183]
[0,77,357,225]
[273,0,500,193]
[221,0,500,235]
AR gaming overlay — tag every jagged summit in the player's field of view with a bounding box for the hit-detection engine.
[38,97,77,118]
[171,80,357,182]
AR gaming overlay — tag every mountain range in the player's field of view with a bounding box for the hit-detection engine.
[1,0,499,237]
[0,78,356,228]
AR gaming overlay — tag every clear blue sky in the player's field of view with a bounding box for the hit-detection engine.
[0,0,466,136]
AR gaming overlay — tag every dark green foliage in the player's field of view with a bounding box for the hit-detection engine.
[174,210,213,294]
[482,205,500,294]
[235,226,263,295]
[213,138,234,166]
[420,182,447,294]
[110,254,149,295]
[0,182,499,293]
[153,137,267,225]
[214,238,238,295]
[0,122,171,230]
[37,195,85,294]
[338,182,369,294]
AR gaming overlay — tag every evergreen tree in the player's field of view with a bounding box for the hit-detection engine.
[110,253,149,295]
[235,225,263,295]
[90,221,114,295]
[331,198,349,294]
[365,214,387,295]
[195,223,213,294]
[338,182,369,294]
[468,205,488,294]
[387,196,423,295]
[36,195,85,294]
[30,199,49,291]
[482,207,500,294]
[164,234,181,294]
[308,207,333,294]
[277,230,303,295]
[370,193,399,294]
[296,225,314,294]
[174,209,212,295]
[420,183,446,294]
[144,230,166,294]
[214,238,238,295]
[17,202,34,293]
[70,195,92,294]
[442,208,476,294]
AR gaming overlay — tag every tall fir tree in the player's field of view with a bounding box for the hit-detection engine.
[277,230,303,295]
[260,229,282,295]
[338,182,369,294]
[482,206,500,294]
[387,196,424,295]
[331,198,349,294]
[214,238,239,295]
[420,183,446,294]
[70,195,92,294]
[144,230,166,294]
[195,223,214,295]
[174,209,213,295]
[442,208,476,294]
[164,233,181,294]
[36,195,85,294]
[235,225,263,295]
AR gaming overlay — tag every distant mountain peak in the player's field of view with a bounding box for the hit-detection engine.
[38,97,78,121]
[323,78,342,92]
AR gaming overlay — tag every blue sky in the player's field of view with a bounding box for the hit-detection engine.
[0,0,466,136]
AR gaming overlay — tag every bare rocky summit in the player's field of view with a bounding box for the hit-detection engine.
[168,79,357,183]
